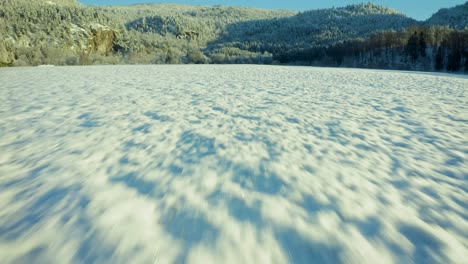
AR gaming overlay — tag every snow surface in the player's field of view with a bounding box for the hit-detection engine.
[0,65,467,264]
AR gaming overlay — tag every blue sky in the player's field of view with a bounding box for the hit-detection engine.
[78,0,465,20]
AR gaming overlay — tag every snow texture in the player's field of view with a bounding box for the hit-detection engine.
[0,65,467,263]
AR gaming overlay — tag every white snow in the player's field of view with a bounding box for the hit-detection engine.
[0,65,467,263]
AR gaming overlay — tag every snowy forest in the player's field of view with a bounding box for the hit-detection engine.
[276,26,468,72]
[0,0,467,73]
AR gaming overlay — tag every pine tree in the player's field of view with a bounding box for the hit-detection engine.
[418,32,427,57]
[446,32,462,72]
[447,49,461,72]
[406,31,419,62]
[435,46,443,71]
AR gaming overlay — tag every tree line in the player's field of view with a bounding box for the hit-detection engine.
[274,26,468,73]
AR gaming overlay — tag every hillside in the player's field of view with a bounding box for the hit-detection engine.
[0,1,466,71]
[0,1,296,65]
[0,0,118,66]
[426,2,468,29]
[99,4,296,59]
[211,3,416,54]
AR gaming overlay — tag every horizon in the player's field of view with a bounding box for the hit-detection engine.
[77,0,467,21]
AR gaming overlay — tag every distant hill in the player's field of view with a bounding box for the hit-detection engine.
[213,3,417,53]
[426,2,468,29]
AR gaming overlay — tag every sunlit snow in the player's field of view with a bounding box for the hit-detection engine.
[0,65,467,263]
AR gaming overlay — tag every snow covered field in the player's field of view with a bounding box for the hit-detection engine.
[0,65,467,264]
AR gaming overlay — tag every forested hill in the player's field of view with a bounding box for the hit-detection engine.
[0,1,467,73]
[426,2,468,29]
[0,0,296,65]
[211,3,416,54]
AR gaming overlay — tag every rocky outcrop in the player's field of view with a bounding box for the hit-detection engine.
[85,25,116,56]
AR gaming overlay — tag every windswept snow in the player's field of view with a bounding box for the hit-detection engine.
[0,65,467,263]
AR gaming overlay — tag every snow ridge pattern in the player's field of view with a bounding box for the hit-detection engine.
[0,65,467,263]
